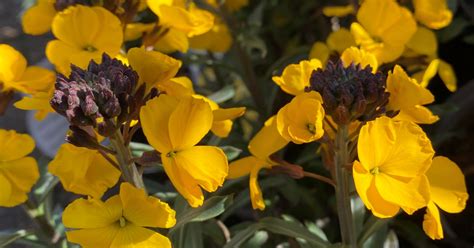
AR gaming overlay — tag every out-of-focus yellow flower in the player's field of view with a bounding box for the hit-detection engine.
[190,21,233,53]
[350,0,416,63]
[14,86,55,120]
[322,4,355,17]
[127,47,181,92]
[0,44,55,93]
[413,0,452,30]
[353,117,433,218]
[22,0,56,35]
[340,47,378,72]
[272,59,322,96]
[49,143,121,199]
[326,28,356,54]
[405,27,438,57]
[386,65,438,124]
[124,23,155,41]
[63,182,176,247]
[422,156,468,239]
[309,42,330,66]
[154,28,190,53]
[140,94,228,207]
[276,92,324,144]
[0,130,39,207]
[228,116,288,210]
[46,6,123,76]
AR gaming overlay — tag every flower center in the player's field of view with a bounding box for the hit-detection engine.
[370,167,380,175]
[306,123,316,135]
[83,45,97,52]
[167,151,177,158]
[119,216,127,228]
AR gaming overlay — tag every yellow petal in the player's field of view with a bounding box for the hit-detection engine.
[322,5,354,17]
[14,91,55,121]
[125,23,154,41]
[394,105,439,124]
[249,116,288,160]
[211,120,233,138]
[423,201,444,240]
[250,167,265,210]
[272,59,322,96]
[366,182,400,218]
[110,224,172,248]
[406,27,438,56]
[413,0,453,29]
[326,28,356,54]
[189,22,233,53]
[140,94,179,153]
[161,153,204,207]
[0,44,27,90]
[0,129,35,161]
[21,0,56,35]
[353,161,374,210]
[63,196,122,229]
[309,42,330,66]
[16,66,55,93]
[120,183,176,228]
[127,48,182,92]
[0,173,12,206]
[157,5,214,37]
[419,59,440,88]
[0,157,39,207]
[228,156,262,179]
[168,97,213,150]
[66,225,120,248]
[427,156,468,213]
[154,28,190,53]
[340,46,378,72]
[438,60,457,92]
[213,107,246,121]
[174,146,228,192]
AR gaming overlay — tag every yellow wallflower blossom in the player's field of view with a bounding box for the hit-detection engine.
[46,6,123,75]
[154,28,190,53]
[272,59,322,96]
[322,5,355,17]
[326,28,356,54]
[228,116,289,210]
[124,23,155,41]
[0,44,55,93]
[0,130,39,207]
[22,0,56,35]
[423,156,468,239]
[140,94,228,207]
[190,21,233,53]
[350,0,416,63]
[49,144,121,199]
[309,42,330,66]
[353,117,433,218]
[276,92,325,144]
[386,65,438,124]
[413,0,453,30]
[14,87,55,120]
[340,47,378,72]
[63,182,176,247]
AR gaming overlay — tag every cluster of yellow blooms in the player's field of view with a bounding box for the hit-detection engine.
[0,0,469,247]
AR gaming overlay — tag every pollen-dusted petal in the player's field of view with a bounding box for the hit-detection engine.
[168,97,213,150]
[174,146,228,193]
[66,225,120,248]
[120,183,176,228]
[0,44,27,86]
[423,201,444,240]
[249,167,265,210]
[272,59,322,96]
[111,224,172,248]
[438,60,457,92]
[427,156,468,213]
[0,157,39,207]
[228,156,261,179]
[0,129,35,161]
[127,48,181,92]
[140,94,179,153]
[21,0,56,35]
[413,0,453,29]
[366,180,400,218]
[249,116,288,160]
[63,196,123,229]
[162,153,204,207]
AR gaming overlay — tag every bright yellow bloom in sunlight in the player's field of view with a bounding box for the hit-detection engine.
[353,117,433,218]
[272,59,322,96]
[350,0,416,63]
[140,94,228,207]
[413,0,453,30]
[340,47,378,73]
[228,116,289,210]
[276,92,325,144]
[63,182,176,247]
[386,65,439,124]
[49,143,121,199]
[322,5,354,17]
[127,48,181,92]
[46,6,123,76]
[423,156,468,239]
[0,44,55,93]
[22,0,56,35]
[0,130,39,207]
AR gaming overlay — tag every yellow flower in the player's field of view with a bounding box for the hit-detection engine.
[46,6,123,76]
[276,92,325,144]
[49,144,121,199]
[0,44,55,93]
[0,129,39,207]
[413,0,453,30]
[272,59,322,96]
[228,116,288,210]
[124,23,155,41]
[353,117,433,218]
[154,28,190,53]
[322,5,355,17]
[22,0,56,35]
[189,21,233,53]
[140,94,228,207]
[386,65,438,124]
[63,182,176,247]
[309,42,330,66]
[422,156,468,239]
[14,87,55,120]
[340,47,378,73]
[350,0,416,63]
[127,48,181,92]
[326,28,356,54]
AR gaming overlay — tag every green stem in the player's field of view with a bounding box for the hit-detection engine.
[110,130,146,190]
[334,125,356,247]
[23,199,56,244]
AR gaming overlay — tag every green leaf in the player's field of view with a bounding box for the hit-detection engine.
[172,222,204,248]
[208,85,236,104]
[383,230,399,248]
[169,195,233,235]
[129,142,155,157]
[357,215,390,247]
[304,221,328,241]
[220,146,242,161]
[0,230,30,247]
[224,223,261,248]
[243,231,268,248]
